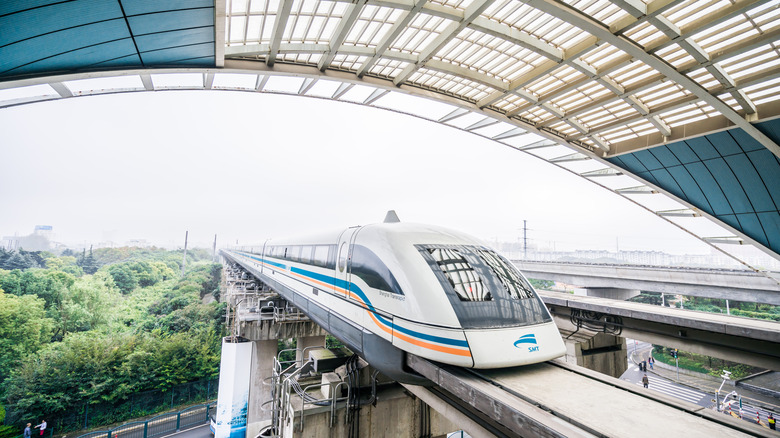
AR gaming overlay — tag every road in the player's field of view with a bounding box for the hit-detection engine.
[164,425,211,438]
[620,360,712,407]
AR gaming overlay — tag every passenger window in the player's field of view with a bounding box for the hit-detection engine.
[313,246,329,267]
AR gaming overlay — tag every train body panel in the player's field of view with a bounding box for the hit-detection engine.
[225,216,565,383]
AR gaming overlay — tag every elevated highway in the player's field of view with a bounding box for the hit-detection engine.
[538,290,780,371]
[515,260,780,305]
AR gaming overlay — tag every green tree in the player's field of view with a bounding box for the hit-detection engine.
[0,291,54,386]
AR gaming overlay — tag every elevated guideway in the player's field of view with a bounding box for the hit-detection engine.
[539,290,780,371]
[515,260,780,305]
[404,355,768,438]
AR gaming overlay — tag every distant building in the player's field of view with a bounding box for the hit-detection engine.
[1,236,20,251]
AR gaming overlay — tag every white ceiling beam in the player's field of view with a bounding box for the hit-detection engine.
[609,0,647,18]
[266,0,294,67]
[215,0,226,67]
[49,82,73,98]
[465,117,500,131]
[318,0,369,71]
[439,107,471,123]
[393,0,495,86]
[492,127,527,140]
[356,0,429,77]
[469,16,563,61]
[363,88,390,105]
[140,74,154,91]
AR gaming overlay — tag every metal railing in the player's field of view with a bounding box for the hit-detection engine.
[73,403,215,438]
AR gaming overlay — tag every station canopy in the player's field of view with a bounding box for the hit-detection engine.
[2,0,780,267]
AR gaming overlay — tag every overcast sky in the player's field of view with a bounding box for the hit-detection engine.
[0,89,718,254]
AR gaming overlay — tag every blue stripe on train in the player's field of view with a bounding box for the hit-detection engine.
[290,266,469,348]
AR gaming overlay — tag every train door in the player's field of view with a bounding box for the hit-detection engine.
[335,226,361,298]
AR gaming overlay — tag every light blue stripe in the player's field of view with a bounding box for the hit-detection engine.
[290,266,469,349]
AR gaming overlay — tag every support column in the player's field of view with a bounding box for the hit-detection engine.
[246,339,276,438]
[296,335,326,364]
[558,330,628,378]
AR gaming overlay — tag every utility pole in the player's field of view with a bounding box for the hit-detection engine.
[523,220,527,259]
[181,231,189,277]
[212,234,217,262]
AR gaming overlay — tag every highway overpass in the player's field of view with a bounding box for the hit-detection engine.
[515,260,780,305]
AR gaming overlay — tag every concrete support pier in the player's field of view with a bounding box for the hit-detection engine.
[246,339,276,438]
[296,335,326,364]
[558,329,628,378]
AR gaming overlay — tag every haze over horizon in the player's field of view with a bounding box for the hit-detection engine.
[0,90,746,258]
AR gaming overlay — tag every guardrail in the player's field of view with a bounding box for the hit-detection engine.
[73,403,215,438]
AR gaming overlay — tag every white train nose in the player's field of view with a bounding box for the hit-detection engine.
[464,322,566,368]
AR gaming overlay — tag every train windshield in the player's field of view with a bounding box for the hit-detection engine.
[417,244,551,328]
[476,250,535,300]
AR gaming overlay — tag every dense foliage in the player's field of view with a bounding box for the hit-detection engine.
[652,345,760,379]
[0,247,225,432]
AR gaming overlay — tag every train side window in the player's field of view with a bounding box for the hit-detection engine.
[313,245,329,268]
[350,245,404,295]
[337,242,348,272]
[301,246,313,264]
[427,248,491,301]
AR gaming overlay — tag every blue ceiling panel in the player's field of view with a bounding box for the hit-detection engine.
[608,119,780,254]
[666,140,700,164]
[122,0,214,15]
[12,39,139,75]
[611,154,647,174]
[724,155,776,212]
[128,9,214,36]
[647,168,684,201]
[0,0,123,47]
[703,158,752,214]
[92,54,143,68]
[135,28,215,53]
[685,162,731,215]
[685,136,719,160]
[758,212,780,250]
[737,213,769,247]
[0,1,216,80]
[748,149,780,207]
[167,56,215,66]
[730,129,765,152]
[708,131,743,156]
[0,19,130,74]
[141,43,215,64]
[0,1,62,16]
[633,149,664,171]
[648,146,681,168]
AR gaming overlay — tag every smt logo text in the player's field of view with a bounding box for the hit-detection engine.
[514,334,539,352]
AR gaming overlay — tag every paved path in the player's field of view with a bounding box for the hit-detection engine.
[163,425,210,438]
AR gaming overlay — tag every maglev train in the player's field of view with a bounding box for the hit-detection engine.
[223,212,566,384]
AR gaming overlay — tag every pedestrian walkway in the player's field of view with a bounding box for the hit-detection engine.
[630,349,780,412]
[632,374,708,405]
